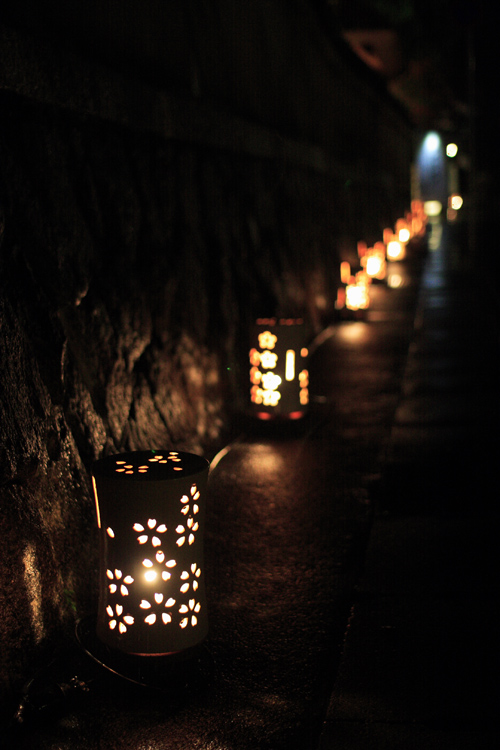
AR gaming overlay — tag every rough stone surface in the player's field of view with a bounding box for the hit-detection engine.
[0,3,413,732]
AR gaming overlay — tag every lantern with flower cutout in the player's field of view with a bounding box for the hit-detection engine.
[249,318,309,419]
[92,450,209,656]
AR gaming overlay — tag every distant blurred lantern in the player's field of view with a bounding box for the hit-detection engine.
[398,227,411,243]
[424,200,442,218]
[395,218,411,243]
[449,193,463,211]
[345,277,370,311]
[92,450,209,656]
[249,318,309,419]
[386,238,406,261]
[340,261,351,284]
[363,246,386,280]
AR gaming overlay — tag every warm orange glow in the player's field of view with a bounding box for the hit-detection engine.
[398,227,411,243]
[250,366,262,385]
[355,270,370,285]
[365,254,384,278]
[250,320,309,415]
[357,240,367,258]
[340,261,351,284]
[92,476,101,529]
[260,350,278,369]
[251,385,281,406]
[386,239,406,261]
[261,371,282,391]
[345,282,370,310]
[258,331,278,350]
[411,217,423,235]
[298,369,309,405]
[249,348,261,366]
[336,287,346,309]
[256,318,277,326]
[94,451,209,656]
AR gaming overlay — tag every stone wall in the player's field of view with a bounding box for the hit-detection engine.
[0,2,412,715]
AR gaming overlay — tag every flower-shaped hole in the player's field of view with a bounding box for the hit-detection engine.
[179,599,201,628]
[179,563,201,594]
[106,569,134,595]
[258,331,278,350]
[134,519,167,546]
[106,603,134,633]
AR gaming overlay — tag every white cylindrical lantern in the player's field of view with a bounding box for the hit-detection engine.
[92,450,209,656]
[249,318,309,419]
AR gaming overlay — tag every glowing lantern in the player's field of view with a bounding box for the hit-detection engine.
[345,279,370,311]
[363,248,386,280]
[92,450,209,655]
[449,194,463,210]
[340,261,351,284]
[424,200,442,218]
[395,219,411,243]
[249,318,309,419]
[386,238,406,261]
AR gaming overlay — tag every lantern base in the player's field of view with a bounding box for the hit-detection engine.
[76,616,210,692]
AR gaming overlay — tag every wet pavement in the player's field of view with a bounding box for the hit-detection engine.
[9,220,499,749]
[318,221,500,749]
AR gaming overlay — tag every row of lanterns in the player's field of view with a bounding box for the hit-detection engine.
[335,200,428,314]
[92,321,312,657]
[91,203,429,663]
[246,201,429,423]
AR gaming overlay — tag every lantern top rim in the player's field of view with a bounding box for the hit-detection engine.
[254,317,305,327]
[92,450,209,481]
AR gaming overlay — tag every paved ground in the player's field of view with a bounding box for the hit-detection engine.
[8,218,499,749]
[319,220,500,749]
